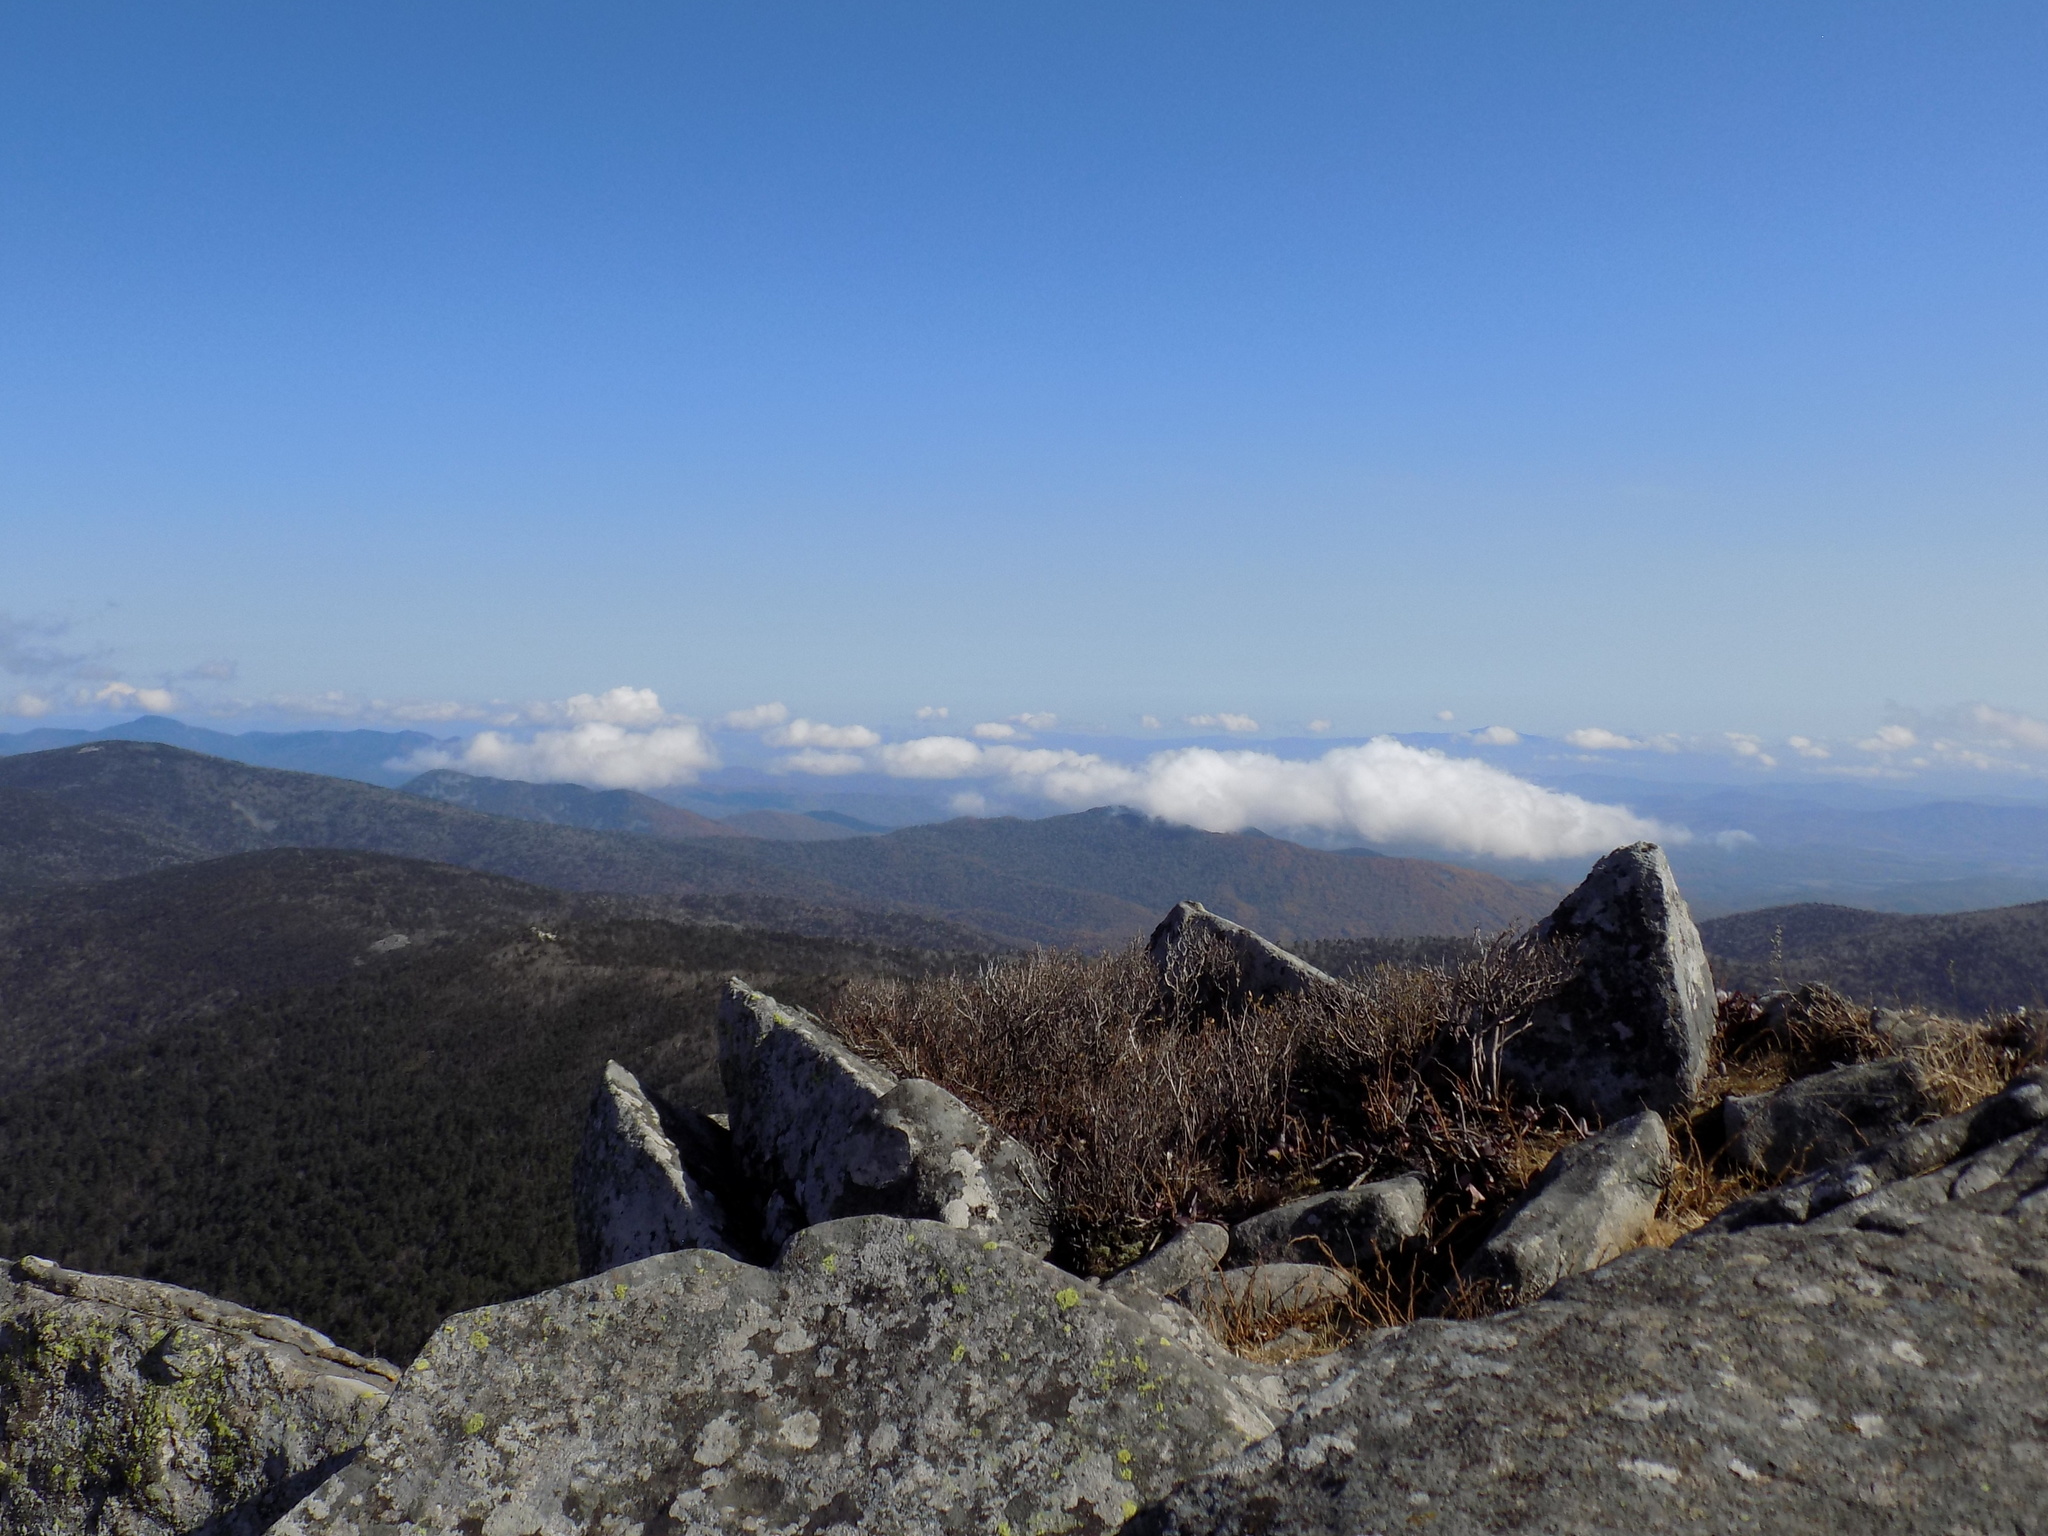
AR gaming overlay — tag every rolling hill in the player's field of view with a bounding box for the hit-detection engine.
[1698,900,2048,1013]
[0,742,1558,944]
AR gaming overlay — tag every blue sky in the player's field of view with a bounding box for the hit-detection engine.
[5,4,2046,775]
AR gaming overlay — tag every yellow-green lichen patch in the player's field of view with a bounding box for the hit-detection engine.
[1053,1288,1081,1311]
[469,1330,491,1352]
[462,1412,486,1436]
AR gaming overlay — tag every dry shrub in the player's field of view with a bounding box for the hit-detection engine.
[833,929,1586,1279]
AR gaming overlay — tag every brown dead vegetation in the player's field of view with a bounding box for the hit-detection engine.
[831,936,2040,1343]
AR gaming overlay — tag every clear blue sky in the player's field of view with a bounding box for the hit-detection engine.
[5,1,2045,740]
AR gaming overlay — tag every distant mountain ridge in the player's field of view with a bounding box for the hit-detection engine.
[0,741,1556,945]
[399,769,871,841]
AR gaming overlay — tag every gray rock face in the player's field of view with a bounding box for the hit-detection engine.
[573,1060,741,1274]
[1710,1066,2048,1234]
[276,1217,1278,1536]
[717,980,1053,1254]
[1108,1223,1230,1299]
[1500,842,1717,1119]
[1723,1056,1934,1179]
[1136,1095,2048,1535]
[1471,1110,1671,1302]
[1226,1176,1427,1270]
[1147,902,1350,1006]
[1176,1265,1352,1322]
[0,1256,396,1536]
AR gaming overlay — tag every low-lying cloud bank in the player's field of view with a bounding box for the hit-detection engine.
[849,735,1669,861]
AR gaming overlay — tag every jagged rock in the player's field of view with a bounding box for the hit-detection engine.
[1226,1176,1427,1270]
[1500,842,1717,1119]
[1108,1223,1230,1298]
[0,1256,396,1536]
[573,1060,742,1274]
[717,979,1053,1254]
[1135,1085,2048,1535]
[1710,1065,2048,1234]
[1470,1110,1671,1303]
[274,1216,1277,1536]
[1148,902,1351,1006]
[1723,1057,1934,1178]
[1176,1264,1352,1323]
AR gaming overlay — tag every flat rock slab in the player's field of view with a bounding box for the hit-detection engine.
[1109,1223,1230,1299]
[1724,1057,1934,1179]
[1227,1176,1426,1270]
[573,1060,740,1273]
[1135,1110,2048,1535]
[1,1256,396,1536]
[278,1217,1278,1536]
[1502,842,1717,1120]
[1472,1110,1671,1303]
[1176,1264,1352,1322]
[718,981,1053,1253]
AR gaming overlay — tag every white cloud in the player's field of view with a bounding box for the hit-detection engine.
[972,722,1023,740]
[915,705,949,720]
[401,721,717,790]
[1959,704,2048,753]
[861,735,1671,861]
[7,691,52,717]
[1787,735,1830,759]
[91,682,178,714]
[1140,715,1161,729]
[1709,829,1759,850]
[1725,733,1778,768]
[1859,724,1919,753]
[527,686,668,728]
[1014,712,1057,730]
[387,699,496,723]
[1564,727,1641,752]
[1187,712,1259,734]
[948,791,989,816]
[774,748,867,776]
[1436,710,1455,722]
[1470,725,1520,746]
[1307,719,1332,734]
[767,718,882,750]
[720,701,789,730]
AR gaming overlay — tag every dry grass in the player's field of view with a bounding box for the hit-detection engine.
[830,939,2040,1345]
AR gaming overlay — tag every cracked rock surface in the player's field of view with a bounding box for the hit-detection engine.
[573,1060,742,1273]
[276,1217,1279,1536]
[1134,1093,2048,1535]
[0,1256,396,1536]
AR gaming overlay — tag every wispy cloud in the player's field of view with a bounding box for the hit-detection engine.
[6,691,53,718]
[1186,712,1259,734]
[915,705,949,720]
[767,718,881,750]
[0,613,100,680]
[1469,725,1520,746]
[719,701,789,730]
[91,681,178,714]
[393,687,718,789]
[1563,726,1679,754]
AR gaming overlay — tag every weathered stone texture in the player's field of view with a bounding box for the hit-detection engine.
[1147,902,1351,1006]
[1471,1109,1672,1303]
[717,981,1052,1254]
[1500,842,1717,1119]
[0,1256,395,1536]
[1107,1224,1230,1299]
[573,1059,740,1274]
[1136,1101,2048,1535]
[275,1217,1277,1536]
[1226,1176,1426,1270]
[1723,1056,1934,1179]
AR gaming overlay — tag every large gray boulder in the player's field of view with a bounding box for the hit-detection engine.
[717,980,1053,1254]
[1148,902,1351,1006]
[1469,1110,1672,1303]
[573,1059,742,1273]
[0,1256,397,1536]
[1500,842,1717,1119]
[1135,1077,2048,1535]
[274,1217,1278,1536]
[1226,1176,1427,1270]
[1723,1056,1934,1179]
[1108,1223,1231,1299]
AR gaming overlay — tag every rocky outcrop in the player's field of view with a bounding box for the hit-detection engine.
[1,1256,396,1536]
[1148,902,1351,1006]
[1135,1090,2048,1534]
[1500,842,1717,1119]
[1226,1176,1427,1270]
[717,981,1054,1254]
[274,1216,1278,1536]
[573,1060,741,1273]
[1176,1264,1351,1322]
[1470,1110,1671,1303]
[1723,1056,1934,1178]
[1108,1223,1231,1299]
